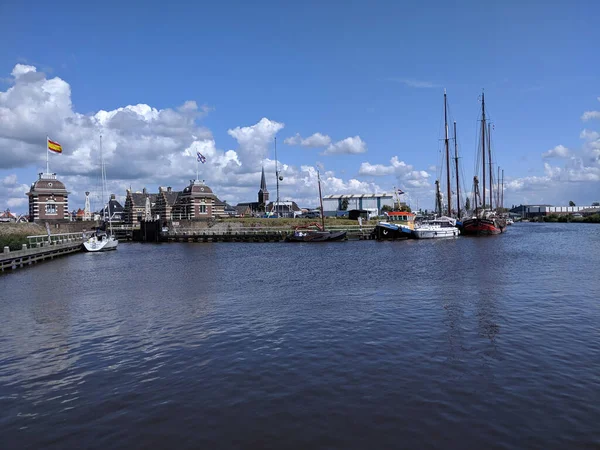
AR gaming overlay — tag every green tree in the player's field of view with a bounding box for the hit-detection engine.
[381,205,392,213]
[465,197,471,211]
[400,205,412,212]
[340,198,349,210]
[569,200,576,206]
[592,202,599,207]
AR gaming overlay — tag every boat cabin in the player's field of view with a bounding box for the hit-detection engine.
[384,211,416,230]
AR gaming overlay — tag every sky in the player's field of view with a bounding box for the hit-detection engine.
[1,0,599,214]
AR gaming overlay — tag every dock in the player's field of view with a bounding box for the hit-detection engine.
[162,225,376,243]
[0,232,85,272]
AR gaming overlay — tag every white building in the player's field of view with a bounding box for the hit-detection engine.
[322,193,394,217]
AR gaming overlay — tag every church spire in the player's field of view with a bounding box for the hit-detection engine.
[258,165,269,204]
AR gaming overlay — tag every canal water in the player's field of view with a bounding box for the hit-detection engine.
[1,223,599,449]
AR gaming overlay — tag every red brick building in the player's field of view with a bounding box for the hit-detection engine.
[27,173,70,222]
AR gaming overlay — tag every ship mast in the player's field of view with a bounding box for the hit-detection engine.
[453,121,460,219]
[317,170,325,231]
[435,180,442,216]
[444,90,451,216]
[481,91,486,211]
[274,137,280,217]
[488,122,493,210]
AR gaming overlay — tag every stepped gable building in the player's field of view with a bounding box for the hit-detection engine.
[26,173,70,222]
[154,186,181,224]
[124,188,158,225]
[171,180,224,220]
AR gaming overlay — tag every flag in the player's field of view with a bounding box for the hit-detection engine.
[196,151,206,163]
[47,139,63,154]
[397,189,405,195]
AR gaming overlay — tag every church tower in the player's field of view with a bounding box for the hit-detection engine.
[258,166,269,204]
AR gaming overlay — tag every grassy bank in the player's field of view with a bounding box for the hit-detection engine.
[0,223,45,251]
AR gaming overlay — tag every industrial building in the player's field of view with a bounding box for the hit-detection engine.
[322,193,394,217]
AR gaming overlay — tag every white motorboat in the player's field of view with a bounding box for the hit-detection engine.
[83,135,118,252]
[414,216,460,239]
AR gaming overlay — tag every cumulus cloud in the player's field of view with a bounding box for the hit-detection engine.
[284,132,331,148]
[581,111,600,121]
[359,156,431,187]
[323,136,367,155]
[542,144,570,159]
[227,117,284,167]
[580,129,600,141]
[0,174,29,210]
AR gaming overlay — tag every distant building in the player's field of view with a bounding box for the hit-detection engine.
[266,200,300,218]
[322,193,393,217]
[510,204,595,218]
[154,186,180,224]
[100,194,124,223]
[170,180,224,220]
[258,166,269,205]
[26,173,70,222]
[0,209,18,223]
[124,188,158,225]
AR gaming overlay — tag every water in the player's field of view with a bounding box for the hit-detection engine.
[1,223,599,449]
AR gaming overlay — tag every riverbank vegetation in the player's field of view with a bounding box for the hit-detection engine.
[0,223,45,251]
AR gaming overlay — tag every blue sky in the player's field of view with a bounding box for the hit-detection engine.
[1,0,599,213]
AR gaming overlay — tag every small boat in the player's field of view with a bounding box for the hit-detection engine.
[372,211,415,240]
[414,216,460,239]
[83,230,118,251]
[286,222,347,242]
[83,134,119,252]
[286,171,346,243]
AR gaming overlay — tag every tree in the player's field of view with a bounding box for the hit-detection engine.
[465,197,471,211]
[400,205,412,212]
[592,202,599,207]
[381,205,392,213]
[340,198,349,211]
[569,200,576,207]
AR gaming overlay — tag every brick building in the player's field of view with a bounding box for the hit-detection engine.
[26,173,70,222]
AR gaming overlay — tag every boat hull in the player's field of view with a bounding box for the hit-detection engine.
[372,223,413,240]
[413,227,459,239]
[286,231,347,242]
[461,218,504,236]
[83,236,119,252]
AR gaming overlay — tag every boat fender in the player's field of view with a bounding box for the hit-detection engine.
[383,229,388,235]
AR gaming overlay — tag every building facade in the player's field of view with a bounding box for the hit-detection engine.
[170,180,224,220]
[322,193,394,217]
[26,173,70,222]
[123,188,158,225]
[154,186,180,224]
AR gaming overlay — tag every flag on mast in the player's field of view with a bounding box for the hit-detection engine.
[47,138,63,154]
[196,151,206,163]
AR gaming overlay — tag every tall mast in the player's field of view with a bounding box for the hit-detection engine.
[497,165,501,210]
[453,121,460,219]
[435,180,442,216]
[100,134,105,222]
[317,170,325,230]
[46,136,50,174]
[444,90,451,216]
[501,169,504,210]
[481,91,486,210]
[488,122,493,210]
[274,137,280,217]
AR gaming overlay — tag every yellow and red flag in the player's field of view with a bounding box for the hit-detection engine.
[47,138,63,154]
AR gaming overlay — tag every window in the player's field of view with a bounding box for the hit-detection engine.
[45,203,57,215]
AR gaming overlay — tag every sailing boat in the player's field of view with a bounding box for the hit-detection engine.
[286,171,347,242]
[461,91,506,236]
[413,90,459,239]
[83,135,119,252]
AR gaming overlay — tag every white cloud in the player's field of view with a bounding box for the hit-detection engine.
[227,117,284,167]
[0,174,29,211]
[387,78,440,89]
[542,144,570,159]
[581,111,600,121]
[580,129,600,141]
[324,136,367,155]
[284,132,331,148]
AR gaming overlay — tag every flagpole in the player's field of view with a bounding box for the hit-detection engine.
[46,136,49,174]
[196,157,199,182]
